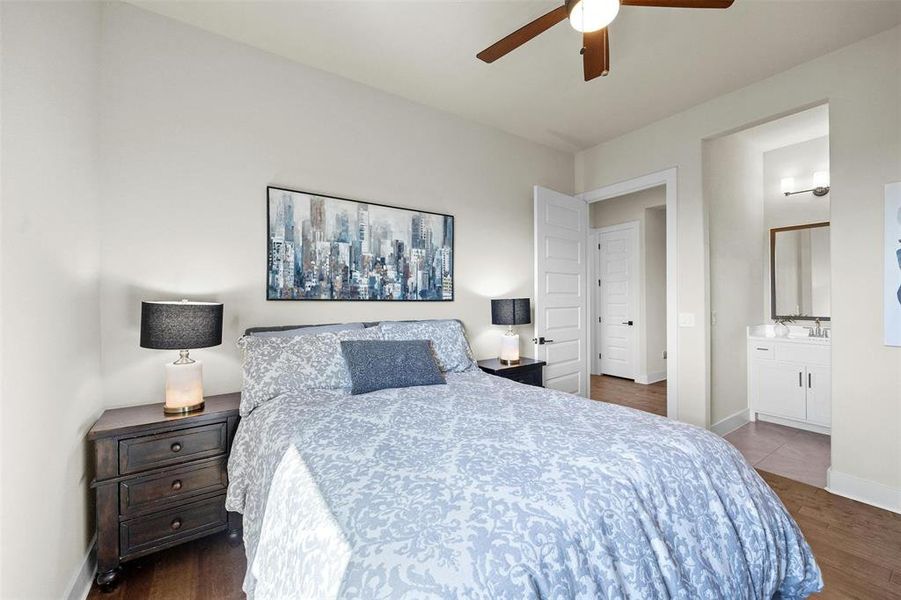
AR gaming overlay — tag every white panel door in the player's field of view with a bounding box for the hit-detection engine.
[755,362,807,420]
[805,365,832,426]
[534,186,588,396]
[597,225,637,379]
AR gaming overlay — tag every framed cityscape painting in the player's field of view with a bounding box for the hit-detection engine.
[267,186,454,301]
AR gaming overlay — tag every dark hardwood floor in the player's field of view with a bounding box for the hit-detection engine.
[86,532,246,600]
[761,470,901,599]
[87,471,901,599]
[591,374,667,416]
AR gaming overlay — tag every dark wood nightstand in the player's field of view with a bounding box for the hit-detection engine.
[88,393,242,590]
[478,357,546,387]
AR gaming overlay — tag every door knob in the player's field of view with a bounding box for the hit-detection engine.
[621,321,634,326]
[531,337,555,345]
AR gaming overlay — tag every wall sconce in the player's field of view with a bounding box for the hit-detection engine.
[782,171,830,197]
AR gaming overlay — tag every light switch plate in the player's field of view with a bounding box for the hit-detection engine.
[678,313,696,327]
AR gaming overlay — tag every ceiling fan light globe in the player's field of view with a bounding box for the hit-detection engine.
[568,0,620,33]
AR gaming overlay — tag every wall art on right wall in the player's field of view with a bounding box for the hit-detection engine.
[886,182,901,347]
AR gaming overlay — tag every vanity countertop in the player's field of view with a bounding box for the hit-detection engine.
[747,324,831,345]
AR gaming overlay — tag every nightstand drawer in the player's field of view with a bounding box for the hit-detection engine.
[118,422,228,475]
[119,458,228,517]
[119,495,227,558]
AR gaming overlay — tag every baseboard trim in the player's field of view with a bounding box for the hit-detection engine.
[635,371,667,385]
[756,413,830,436]
[710,409,750,436]
[65,536,96,600]
[826,468,901,514]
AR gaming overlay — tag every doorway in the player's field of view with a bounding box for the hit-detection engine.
[589,189,668,417]
[532,168,677,418]
[704,103,832,488]
[581,169,677,419]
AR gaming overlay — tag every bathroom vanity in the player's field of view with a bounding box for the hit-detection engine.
[747,325,831,434]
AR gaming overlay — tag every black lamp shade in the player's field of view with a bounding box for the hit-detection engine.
[140,301,223,350]
[491,298,531,326]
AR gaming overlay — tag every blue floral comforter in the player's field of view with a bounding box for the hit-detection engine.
[226,371,822,599]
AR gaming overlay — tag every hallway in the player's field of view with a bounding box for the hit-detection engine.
[591,375,666,416]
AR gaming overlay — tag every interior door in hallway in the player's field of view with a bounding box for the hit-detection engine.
[597,223,637,380]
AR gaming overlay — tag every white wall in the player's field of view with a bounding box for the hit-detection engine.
[644,206,667,380]
[576,26,901,506]
[0,2,103,598]
[704,134,765,425]
[589,186,667,383]
[764,136,831,230]
[98,3,574,407]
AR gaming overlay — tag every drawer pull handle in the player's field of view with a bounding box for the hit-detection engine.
[171,479,183,491]
[170,442,182,453]
[170,518,183,531]
[755,347,769,351]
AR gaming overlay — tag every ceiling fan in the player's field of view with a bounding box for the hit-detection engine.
[477,0,735,82]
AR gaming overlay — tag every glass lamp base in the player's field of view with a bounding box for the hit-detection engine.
[499,331,520,365]
[164,401,205,415]
[164,354,205,415]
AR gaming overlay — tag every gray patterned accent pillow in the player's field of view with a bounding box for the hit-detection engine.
[340,340,445,395]
[237,326,382,416]
[379,319,477,372]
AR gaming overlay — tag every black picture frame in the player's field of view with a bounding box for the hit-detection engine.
[267,185,455,302]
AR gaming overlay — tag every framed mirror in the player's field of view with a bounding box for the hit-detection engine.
[770,222,830,321]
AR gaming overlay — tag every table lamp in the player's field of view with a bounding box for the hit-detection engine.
[140,300,223,415]
[491,298,531,365]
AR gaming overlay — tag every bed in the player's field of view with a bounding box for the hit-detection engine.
[226,320,822,599]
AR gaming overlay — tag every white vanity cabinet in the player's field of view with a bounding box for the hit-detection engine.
[805,365,832,427]
[747,328,831,433]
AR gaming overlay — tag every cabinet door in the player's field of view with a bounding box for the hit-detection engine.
[806,365,832,426]
[755,362,807,420]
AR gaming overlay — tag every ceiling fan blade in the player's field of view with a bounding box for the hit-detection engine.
[477,5,568,63]
[583,27,610,81]
[621,0,733,7]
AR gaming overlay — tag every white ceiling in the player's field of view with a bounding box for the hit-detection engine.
[129,0,901,153]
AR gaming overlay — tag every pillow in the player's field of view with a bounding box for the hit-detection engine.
[340,340,445,395]
[379,319,477,373]
[249,322,365,338]
[237,326,382,416]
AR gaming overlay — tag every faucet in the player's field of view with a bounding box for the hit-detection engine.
[814,319,821,337]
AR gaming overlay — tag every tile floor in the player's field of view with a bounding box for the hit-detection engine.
[724,420,831,488]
